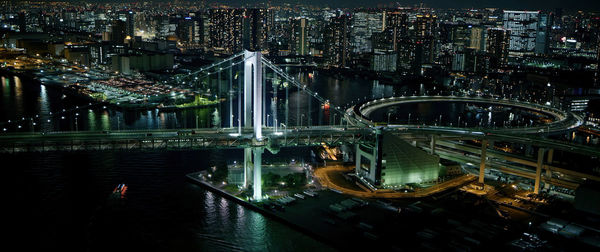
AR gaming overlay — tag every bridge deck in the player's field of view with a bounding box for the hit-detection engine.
[0,127,372,153]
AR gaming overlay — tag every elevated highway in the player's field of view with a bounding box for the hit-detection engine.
[349,95,584,135]
[0,127,373,153]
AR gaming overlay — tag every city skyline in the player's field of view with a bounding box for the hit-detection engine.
[2,1,600,251]
[5,0,600,10]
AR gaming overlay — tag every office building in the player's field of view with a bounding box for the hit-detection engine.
[290,17,309,55]
[351,11,383,53]
[486,27,510,69]
[324,14,351,67]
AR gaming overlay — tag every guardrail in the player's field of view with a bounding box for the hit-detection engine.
[350,95,583,135]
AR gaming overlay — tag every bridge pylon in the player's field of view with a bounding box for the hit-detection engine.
[243,50,263,141]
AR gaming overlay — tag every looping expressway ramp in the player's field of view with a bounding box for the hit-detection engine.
[346,95,598,191]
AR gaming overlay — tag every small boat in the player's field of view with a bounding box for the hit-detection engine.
[111,184,128,199]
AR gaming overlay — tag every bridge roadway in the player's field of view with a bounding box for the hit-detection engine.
[0,126,373,153]
[351,95,584,135]
[390,126,600,157]
[1,124,599,156]
[418,141,586,190]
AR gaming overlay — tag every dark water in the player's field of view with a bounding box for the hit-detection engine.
[6,150,332,252]
[1,72,398,251]
[0,72,396,132]
[369,101,552,127]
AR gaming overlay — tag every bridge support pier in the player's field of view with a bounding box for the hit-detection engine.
[544,148,554,190]
[430,136,436,155]
[253,147,263,200]
[525,144,533,157]
[479,139,488,185]
[244,147,252,188]
[534,148,546,194]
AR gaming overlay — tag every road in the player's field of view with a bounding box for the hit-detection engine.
[313,164,476,198]
[351,95,583,135]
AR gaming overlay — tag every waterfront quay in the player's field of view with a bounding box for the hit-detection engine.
[187,169,588,251]
[0,50,215,110]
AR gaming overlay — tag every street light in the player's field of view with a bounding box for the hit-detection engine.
[301,114,305,128]
[267,114,270,127]
[387,112,391,125]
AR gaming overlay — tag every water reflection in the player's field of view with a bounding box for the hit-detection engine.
[1,69,403,133]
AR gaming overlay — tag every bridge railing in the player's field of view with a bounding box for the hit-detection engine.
[353,95,582,134]
[0,127,373,153]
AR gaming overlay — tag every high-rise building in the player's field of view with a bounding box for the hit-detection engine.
[351,11,383,53]
[18,12,26,33]
[469,26,486,52]
[372,51,397,72]
[324,14,351,67]
[444,23,472,50]
[452,48,482,73]
[289,17,309,55]
[503,11,538,54]
[372,31,394,52]
[201,12,211,50]
[176,16,200,44]
[414,14,437,65]
[595,39,600,87]
[553,8,563,28]
[208,8,269,55]
[154,15,172,39]
[396,36,417,71]
[111,20,127,44]
[535,13,551,55]
[503,10,550,55]
[118,10,135,38]
[242,9,270,52]
[383,11,408,51]
[208,9,244,54]
[486,28,510,69]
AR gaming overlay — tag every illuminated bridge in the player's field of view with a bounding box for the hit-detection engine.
[1,50,599,199]
[350,95,584,134]
[0,127,373,153]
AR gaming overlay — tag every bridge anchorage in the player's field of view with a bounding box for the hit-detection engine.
[2,50,600,200]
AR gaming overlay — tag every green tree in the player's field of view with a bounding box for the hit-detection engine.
[283,173,307,188]
[211,162,229,183]
[263,172,281,187]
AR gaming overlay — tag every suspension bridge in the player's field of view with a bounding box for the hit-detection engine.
[1,50,599,200]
